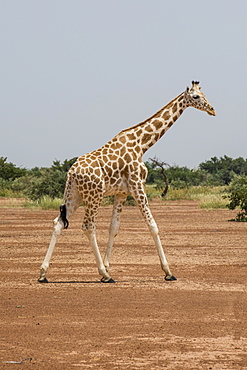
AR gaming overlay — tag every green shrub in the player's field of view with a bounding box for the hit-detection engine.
[0,178,25,197]
[224,175,247,221]
[102,195,115,206]
[24,168,66,201]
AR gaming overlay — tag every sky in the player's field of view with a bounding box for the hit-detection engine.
[1,0,247,169]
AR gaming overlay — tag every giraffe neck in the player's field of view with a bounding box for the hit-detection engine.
[121,91,186,155]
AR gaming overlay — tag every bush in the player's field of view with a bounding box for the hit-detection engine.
[224,175,247,221]
[24,168,66,201]
[24,158,77,201]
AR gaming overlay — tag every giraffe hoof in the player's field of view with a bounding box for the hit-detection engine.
[101,277,115,283]
[38,277,49,283]
[164,275,177,281]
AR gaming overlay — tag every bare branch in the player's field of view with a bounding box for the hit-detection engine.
[149,157,170,197]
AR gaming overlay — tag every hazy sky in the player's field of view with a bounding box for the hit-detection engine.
[1,0,247,169]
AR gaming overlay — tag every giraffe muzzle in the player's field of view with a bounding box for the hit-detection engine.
[207,106,216,116]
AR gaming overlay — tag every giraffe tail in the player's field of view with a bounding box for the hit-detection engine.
[60,204,69,229]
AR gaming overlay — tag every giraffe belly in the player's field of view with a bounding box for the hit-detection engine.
[104,176,129,196]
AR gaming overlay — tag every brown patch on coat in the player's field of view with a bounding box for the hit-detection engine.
[162,111,171,120]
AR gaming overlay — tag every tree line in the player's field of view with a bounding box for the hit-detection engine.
[1,155,247,200]
[0,156,76,200]
[1,155,247,221]
[146,155,247,187]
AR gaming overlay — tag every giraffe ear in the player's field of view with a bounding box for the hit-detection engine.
[186,86,190,93]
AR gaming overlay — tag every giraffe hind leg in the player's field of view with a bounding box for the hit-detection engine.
[82,197,115,283]
[38,204,69,282]
[38,170,83,283]
[38,216,64,283]
[103,194,126,271]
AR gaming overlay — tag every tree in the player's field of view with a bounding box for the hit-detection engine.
[51,158,77,173]
[199,155,247,185]
[145,160,162,184]
[145,160,211,188]
[0,157,27,180]
[149,157,170,196]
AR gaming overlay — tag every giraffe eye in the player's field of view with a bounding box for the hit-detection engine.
[193,95,200,99]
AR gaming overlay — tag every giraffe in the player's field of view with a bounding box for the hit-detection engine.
[38,81,215,283]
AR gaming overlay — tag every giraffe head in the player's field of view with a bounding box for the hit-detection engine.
[184,81,216,116]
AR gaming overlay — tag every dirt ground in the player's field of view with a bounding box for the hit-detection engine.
[0,198,246,369]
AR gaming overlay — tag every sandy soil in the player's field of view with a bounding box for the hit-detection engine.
[0,199,246,369]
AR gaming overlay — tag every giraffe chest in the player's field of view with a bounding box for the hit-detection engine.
[102,161,147,195]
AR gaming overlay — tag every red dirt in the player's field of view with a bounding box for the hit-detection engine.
[0,199,246,369]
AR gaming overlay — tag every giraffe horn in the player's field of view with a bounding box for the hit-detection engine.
[191,81,201,91]
[192,80,200,86]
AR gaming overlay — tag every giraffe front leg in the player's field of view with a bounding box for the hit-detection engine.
[84,228,115,283]
[133,187,177,281]
[103,194,126,271]
[149,221,177,281]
